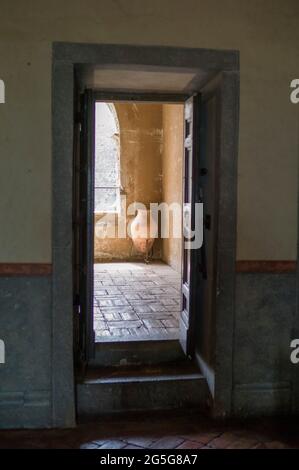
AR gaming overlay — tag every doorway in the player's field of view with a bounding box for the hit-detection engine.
[75,91,205,363]
[52,43,239,427]
[93,100,184,343]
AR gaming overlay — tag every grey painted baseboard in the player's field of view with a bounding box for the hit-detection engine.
[233,272,296,416]
[233,382,291,417]
[0,276,52,429]
[0,391,51,429]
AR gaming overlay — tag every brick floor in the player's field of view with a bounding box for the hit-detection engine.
[1,411,299,449]
[94,262,181,341]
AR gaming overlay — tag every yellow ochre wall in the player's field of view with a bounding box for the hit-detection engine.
[0,0,298,262]
[94,102,184,265]
[94,102,164,261]
[162,104,184,273]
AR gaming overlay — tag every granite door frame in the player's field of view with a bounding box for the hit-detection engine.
[52,42,240,427]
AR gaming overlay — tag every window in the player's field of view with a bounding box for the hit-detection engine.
[94,102,121,213]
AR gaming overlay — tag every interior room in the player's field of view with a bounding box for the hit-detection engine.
[1,0,299,453]
[93,101,184,342]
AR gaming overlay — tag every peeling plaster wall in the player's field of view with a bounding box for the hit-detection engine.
[94,102,163,261]
[161,104,184,273]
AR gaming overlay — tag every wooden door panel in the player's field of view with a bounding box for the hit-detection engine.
[74,89,95,363]
[179,94,201,356]
[196,75,221,389]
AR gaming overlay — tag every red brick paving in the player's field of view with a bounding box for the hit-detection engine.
[0,410,298,449]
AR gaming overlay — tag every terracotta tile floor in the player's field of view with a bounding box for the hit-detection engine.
[1,411,299,449]
[94,262,181,341]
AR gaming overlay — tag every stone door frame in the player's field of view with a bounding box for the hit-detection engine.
[52,42,239,427]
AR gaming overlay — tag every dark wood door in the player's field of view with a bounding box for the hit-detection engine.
[73,89,95,364]
[195,75,221,395]
[180,94,201,356]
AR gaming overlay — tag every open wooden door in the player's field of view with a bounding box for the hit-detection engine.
[180,75,226,402]
[195,74,221,396]
[73,89,95,364]
[180,94,201,356]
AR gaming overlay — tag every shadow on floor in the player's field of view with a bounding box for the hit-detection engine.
[1,410,299,449]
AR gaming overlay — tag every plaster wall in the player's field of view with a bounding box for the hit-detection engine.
[0,0,298,261]
[94,102,163,261]
[161,104,184,273]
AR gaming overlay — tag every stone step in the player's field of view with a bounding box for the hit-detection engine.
[89,339,185,367]
[77,362,210,419]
